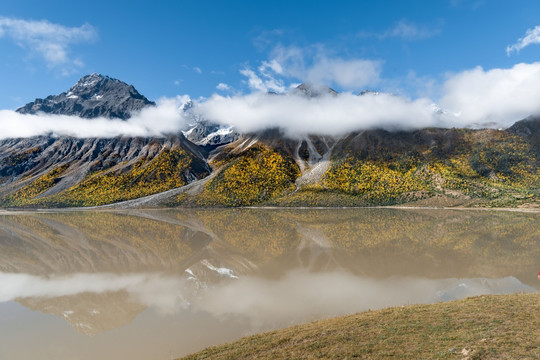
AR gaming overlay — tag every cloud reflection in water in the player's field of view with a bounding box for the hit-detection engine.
[0,270,534,326]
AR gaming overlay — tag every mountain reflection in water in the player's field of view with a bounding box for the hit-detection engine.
[0,208,538,360]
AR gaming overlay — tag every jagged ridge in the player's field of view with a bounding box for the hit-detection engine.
[16,73,155,120]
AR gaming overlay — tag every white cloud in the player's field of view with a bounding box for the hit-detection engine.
[240,67,286,93]
[269,45,306,78]
[506,25,540,55]
[193,66,202,74]
[260,59,283,74]
[216,82,230,91]
[243,45,382,92]
[196,91,443,136]
[0,91,446,139]
[0,17,97,74]
[202,62,540,135]
[239,68,267,92]
[440,62,540,126]
[306,58,381,88]
[0,96,190,139]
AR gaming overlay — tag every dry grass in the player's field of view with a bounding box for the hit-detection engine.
[180,294,540,360]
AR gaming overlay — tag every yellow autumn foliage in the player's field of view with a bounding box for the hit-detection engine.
[201,145,300,206]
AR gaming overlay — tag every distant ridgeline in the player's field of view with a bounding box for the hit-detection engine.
[0,75,538,208]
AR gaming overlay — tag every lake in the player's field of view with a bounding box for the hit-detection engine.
[0,208,538,359]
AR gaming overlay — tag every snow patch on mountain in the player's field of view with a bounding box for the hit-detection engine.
[201,260,239,279]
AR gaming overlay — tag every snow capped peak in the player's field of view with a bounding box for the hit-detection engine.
[76,73,102,86]
[71,73,121,91]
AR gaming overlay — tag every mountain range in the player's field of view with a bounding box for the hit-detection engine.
[0,74,538,208]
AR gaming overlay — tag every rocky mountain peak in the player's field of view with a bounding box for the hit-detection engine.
[291,83,338,98]
[70,73,115,91]
[16,73,155,120]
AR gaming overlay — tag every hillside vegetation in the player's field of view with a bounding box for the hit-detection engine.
[179,144,300,207]
[0,119,538,208]
[180,294,540,360]
[317,128,539,207]
[176,124,539,208]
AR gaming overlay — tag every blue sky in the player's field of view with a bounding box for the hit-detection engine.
[2,0,540,130]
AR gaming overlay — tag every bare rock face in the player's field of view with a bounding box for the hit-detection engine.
[16,73,155,120]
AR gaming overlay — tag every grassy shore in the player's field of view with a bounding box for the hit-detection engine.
[180,293,539,359]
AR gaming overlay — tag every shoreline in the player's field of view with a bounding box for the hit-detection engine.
[0,204,539,215]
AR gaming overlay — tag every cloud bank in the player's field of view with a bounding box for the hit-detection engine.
[0,96,189,139]
[202,61,540,135]
[440,62,540,126]
[506,25,540,55]
[0,17,97,74]
[2,62,540,139]
[198,92,441,136]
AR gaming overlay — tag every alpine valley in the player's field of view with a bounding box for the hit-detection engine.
[0,73,538,209]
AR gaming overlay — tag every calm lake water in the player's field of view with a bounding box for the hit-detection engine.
[0,208,538,359]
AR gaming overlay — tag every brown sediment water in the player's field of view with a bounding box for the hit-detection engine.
[0,208,538,359]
